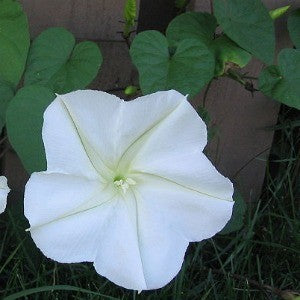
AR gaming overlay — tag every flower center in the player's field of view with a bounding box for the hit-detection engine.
[113,175,136,194]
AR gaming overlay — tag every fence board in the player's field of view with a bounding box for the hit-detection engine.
[190,0,299,201]
[2,0,298,202]
[20,0,140,40]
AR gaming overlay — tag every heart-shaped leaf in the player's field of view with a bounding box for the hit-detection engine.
[214,0,275,65]
[6,85,55,173]
[288,9,300,49]
[166,12,217,46]
[259,49,300,110]
[0,80,15,132]
[24,27,103,94]
[0,0,30,86]
[210,35,252,76]
[219,190,246,235]
[130,30,215,97]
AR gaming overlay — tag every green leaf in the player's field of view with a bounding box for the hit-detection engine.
[0,80,14,132]
[259,49,300,110]
[24,27,102,94]
[269,5,290,20]
[6,85,55,173]
[288,9,300,49]
[214,0,275,65]
[130,30,215,97]
[124,0,136,26]
[0,0,30,86]
[166,12,217,46]
[210,35,252,76]
[123,0,136,37]
[219,190,246,235]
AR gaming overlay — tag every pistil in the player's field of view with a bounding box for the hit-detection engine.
[113,176,136,194]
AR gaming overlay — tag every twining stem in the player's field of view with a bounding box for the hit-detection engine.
[242,75,258,80]
[0,136,7,145]
[226,69,246,85]
[203,80,213,108]
[117,30,136,49]
[0,147,9,160]
[226,69,258,95]
[0,131,8,172]
[210,0,214,14]
[233,147,271,178]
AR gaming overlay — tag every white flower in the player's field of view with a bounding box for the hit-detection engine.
[24,90,234,290]
[0,176,10,214]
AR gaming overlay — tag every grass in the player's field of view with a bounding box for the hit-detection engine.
[0,105,299,300]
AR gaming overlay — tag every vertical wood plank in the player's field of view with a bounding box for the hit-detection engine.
[2,0,298,203]
[190,70,280,202]
[137,0,177,33]
[190,0,299,201]
[20,0,140,40]
[90,41,137,94]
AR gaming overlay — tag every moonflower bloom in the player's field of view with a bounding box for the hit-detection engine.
[24,90,234,290]
[0,176,10,214]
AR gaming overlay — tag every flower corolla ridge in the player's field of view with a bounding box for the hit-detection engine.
[0,176,10,214]
[24,89,234,291]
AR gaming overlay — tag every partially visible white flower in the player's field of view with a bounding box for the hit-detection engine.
[0,176,10,214]
[24,90,234,291]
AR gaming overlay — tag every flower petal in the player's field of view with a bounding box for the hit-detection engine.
[43,95,101,179]
[0,176,10,214]
[93,194,188,291]
[56,90,123,170]
[59,90,206,173]
[133,188,189,290]
[117,90,207,171]
[132,150,233,202]
[93,197,147,291]
[24,172,116,262]
[24,89,234,292]
[133,173,234,242]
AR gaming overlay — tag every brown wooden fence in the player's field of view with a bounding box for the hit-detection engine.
[2,0,299,202]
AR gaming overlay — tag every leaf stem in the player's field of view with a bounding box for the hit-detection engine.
[233,147,271,178]
[226,69,258,95]
[203,80,213,108]
[0,135,7,145]
[210,0,214,15]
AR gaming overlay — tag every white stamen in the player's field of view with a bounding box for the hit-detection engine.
[114,177,136,194]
